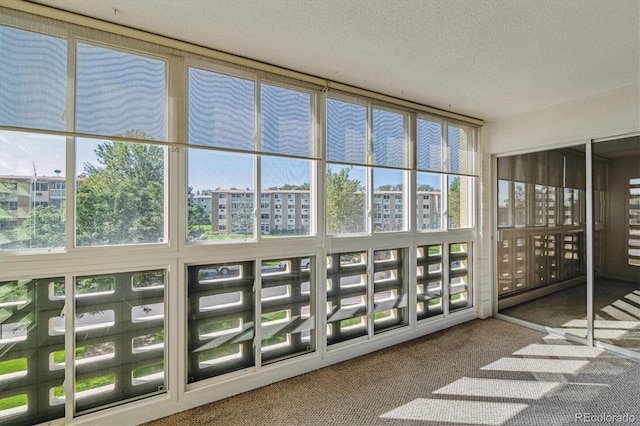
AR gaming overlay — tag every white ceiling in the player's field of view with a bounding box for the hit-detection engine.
[29,0,640,122]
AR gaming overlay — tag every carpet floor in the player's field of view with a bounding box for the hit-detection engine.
[143,318,640,425]
[502,279,640,352]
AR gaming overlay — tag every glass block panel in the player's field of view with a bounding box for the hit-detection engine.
[188,148,255,241]
[326,98,367,164]
[0,26,67,131]
[0,277,65,425]
[76,43,166,140]
[327,251,368,345]
[372,108,407,168]
[75,138,166,246]
[417,118,443,172]
[74,271,166,413]
[261,257,315,363]
[260,157,313,237]
[261,84,311,157]
[373,249,407,333]
[373,169,405,232]
[449,242,472,312]
[416,172,442,230]
[0,130,66,250]
[325,164,366,235]
[188,67,254,150]
[187,262,255,382]
[417,245,443,319]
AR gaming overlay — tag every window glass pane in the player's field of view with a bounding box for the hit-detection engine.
[447,175,473,229]
[0,26,67,131]
[0,277,65,425]
[188,262,255,382]
[188,149,255,241]
[372,108,406,168]
[326,251,368,345]
[326,164,366,235]
[76,43,166,140]
[74,271,166,413]
[417,172,442,230]
[497,180,511,228]
[447,124,475,174]
[514,182,527,227]
[326,98,367,163]
[0,130,66,250]
[417,118,443,171]
[261,84,311,157]
[261,256,315,363]
[75,138,165,246]
[260,157,312,237]
[373,169,405,232]
[188,68,254,150]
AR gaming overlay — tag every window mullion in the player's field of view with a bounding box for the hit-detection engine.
[64,273,75,422]
[65,33,76,252]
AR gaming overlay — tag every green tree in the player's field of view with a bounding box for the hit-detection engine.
[188,202,209,238]
[280,183,310,190]
[448,177,460,228]
[417,184,437,192]
[76,130,164,246]
[187,186,210,238]
[326,167,364,234]
[16,204,65,248]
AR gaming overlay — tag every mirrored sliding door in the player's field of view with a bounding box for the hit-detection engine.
[497,146,588,340]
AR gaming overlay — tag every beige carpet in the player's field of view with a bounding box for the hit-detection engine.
[502,279,640,352]
[143,318,640,426]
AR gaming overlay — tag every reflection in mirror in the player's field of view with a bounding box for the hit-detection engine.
[497,146,587,340]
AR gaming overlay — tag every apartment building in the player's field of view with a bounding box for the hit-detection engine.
[0,175,65,248]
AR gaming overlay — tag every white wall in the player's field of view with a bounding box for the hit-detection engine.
[486,83,640,155]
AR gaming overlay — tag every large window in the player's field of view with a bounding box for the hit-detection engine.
[326,97,410,236]
[187,65,316,241]
[0,8,480,425]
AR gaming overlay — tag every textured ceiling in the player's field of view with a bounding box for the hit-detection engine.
[28,0,640,121]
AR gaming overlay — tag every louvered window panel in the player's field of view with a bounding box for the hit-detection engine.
[74,271,166,414]
[187,262,255,383]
